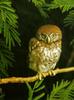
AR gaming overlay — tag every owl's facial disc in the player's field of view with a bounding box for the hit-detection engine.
[36,32,62,43]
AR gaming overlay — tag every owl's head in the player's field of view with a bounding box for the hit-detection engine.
[36,24,62,43]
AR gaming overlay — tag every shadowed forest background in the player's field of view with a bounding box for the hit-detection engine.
[0,0,74,100]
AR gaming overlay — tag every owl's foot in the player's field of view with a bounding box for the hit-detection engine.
[38,72,46,80]
[38,70,56,80]
[48,70,56,76]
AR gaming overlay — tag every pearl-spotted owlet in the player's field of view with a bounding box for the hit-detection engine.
[28,24,62,80]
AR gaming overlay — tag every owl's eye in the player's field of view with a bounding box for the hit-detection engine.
[50,33,57,42]
[36,33,48,42]
[50,33,61,42]
[41,33,51,43]
[41,33,48,41]
[41,33,46,39]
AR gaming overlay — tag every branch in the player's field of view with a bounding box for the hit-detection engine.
[0,67,74,84]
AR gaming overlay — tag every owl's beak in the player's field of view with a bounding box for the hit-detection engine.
[47,36,51,43]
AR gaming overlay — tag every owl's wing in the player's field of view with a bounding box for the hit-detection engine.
[29,38,40,52]
[29,38,40,72]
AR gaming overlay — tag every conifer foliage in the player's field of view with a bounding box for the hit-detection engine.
[0,0,21,75]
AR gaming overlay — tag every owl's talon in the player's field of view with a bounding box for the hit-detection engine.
[48,70,56,76]
[38,73,45,80]
[38,73,42,80]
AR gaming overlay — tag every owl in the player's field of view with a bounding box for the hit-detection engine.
[28,24,62,80]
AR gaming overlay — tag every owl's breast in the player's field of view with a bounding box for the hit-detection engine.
[40,46,61,62]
